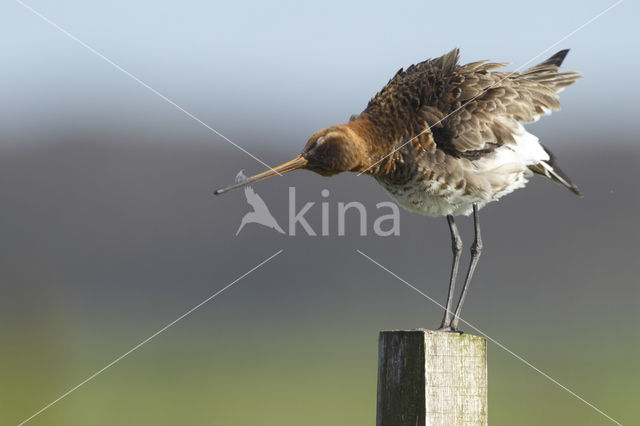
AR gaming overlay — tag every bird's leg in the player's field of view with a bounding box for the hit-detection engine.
[450,204,483,332]
[438,215,462,331]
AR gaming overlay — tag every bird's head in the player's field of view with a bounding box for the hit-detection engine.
[214,124,368,195]
[301,125,366,176]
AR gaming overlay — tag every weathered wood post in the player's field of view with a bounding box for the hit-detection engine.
[376,329,487,426]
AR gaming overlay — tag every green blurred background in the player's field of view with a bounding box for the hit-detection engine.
[2,1,638,425]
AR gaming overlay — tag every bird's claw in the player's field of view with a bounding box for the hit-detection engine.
[436,325,463,334]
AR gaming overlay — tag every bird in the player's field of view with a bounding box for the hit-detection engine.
[234,170,286,235]
[215,48,581,332]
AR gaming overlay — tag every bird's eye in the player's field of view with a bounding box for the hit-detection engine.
[315,136,326,146]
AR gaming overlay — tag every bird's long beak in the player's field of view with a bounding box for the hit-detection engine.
[214,155,308,195]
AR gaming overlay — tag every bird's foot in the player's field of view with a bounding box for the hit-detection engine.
[436,325,463,334]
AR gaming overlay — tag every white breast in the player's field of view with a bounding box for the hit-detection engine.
[377,127,548,217]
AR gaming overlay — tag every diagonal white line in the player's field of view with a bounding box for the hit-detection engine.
[15,0,282,176]
[17,249,284,426]
[357,0,624,176]
[356,249,623,426]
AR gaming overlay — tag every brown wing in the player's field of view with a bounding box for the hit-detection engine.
[439,49,581,155]
[363,49,581,157]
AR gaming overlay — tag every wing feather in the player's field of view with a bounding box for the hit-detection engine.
[363,49,581,158]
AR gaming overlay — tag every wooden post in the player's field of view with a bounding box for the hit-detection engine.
[376,329,487,426]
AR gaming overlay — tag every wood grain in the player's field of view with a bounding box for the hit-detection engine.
[376,329,487,426]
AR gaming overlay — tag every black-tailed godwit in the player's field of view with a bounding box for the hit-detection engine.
[215,48,581,331]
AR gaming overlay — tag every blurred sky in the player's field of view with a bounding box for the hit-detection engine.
[2,0,638,151]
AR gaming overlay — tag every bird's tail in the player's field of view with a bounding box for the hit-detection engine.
[529,144,582,197]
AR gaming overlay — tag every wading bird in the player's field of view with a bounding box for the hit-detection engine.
[215,48,581,332]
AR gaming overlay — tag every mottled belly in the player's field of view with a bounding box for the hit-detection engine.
[375,169,531,217]
[376,177,478,217]
[373,145,537,217]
